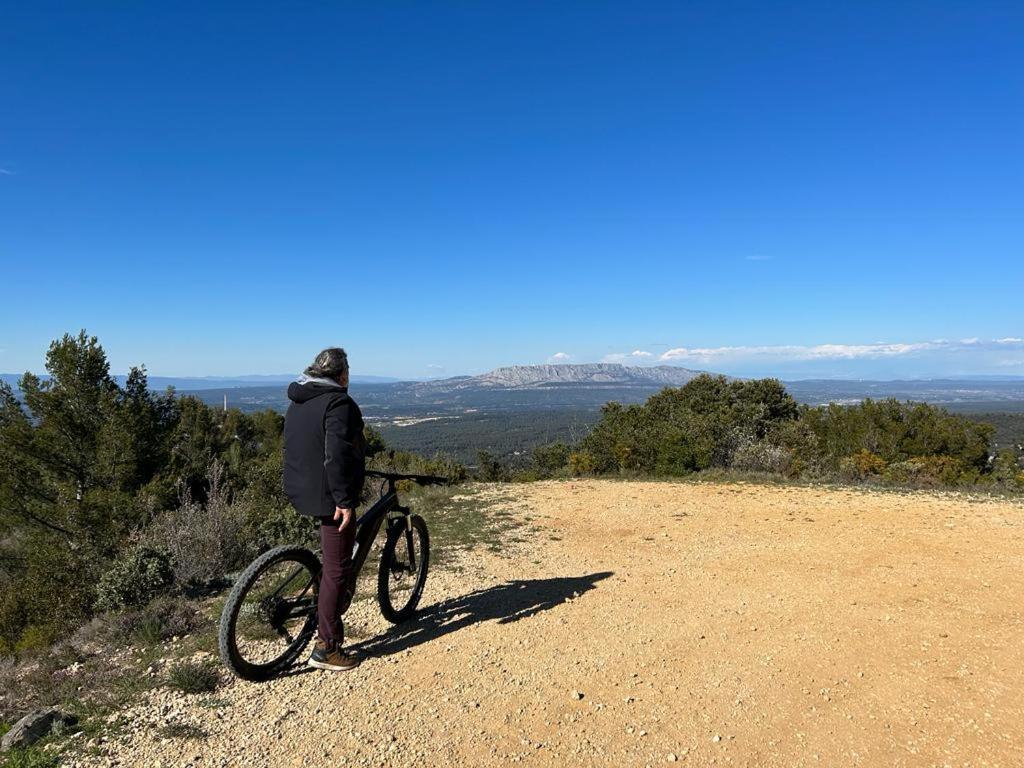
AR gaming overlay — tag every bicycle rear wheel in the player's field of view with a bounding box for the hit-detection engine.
[377,515,430,623]
[219,545,320,681]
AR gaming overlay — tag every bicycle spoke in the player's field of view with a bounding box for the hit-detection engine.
[267,566,306,599]
[233,559,317,668]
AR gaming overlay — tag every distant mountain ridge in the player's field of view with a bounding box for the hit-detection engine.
[0,373,399,391]
[467,363,708,388]
[398,363,710,393]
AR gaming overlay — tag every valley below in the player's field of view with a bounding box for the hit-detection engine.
[161,366,1024,462]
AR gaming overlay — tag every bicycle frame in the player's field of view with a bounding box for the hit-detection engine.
[344,477,411,596]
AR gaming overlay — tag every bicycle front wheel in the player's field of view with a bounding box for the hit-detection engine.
[219,545,320,681]
[377,515,430,623]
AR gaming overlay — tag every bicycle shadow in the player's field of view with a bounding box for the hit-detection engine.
[351,570,614,658]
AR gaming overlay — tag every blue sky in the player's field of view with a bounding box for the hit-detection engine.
[1,2,1021,380]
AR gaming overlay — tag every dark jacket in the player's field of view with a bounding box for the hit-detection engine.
[283,377,366,517]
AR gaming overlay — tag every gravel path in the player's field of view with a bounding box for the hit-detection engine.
[69,480,1024,767]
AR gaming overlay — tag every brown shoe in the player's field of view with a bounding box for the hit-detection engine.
[307,639,360,671]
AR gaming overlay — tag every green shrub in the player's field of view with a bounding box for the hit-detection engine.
[568,450,596,475]
[167,661,219,694]
[475,450,505,481]
[94,546,173,612]
[123,596,206,645]
[241,501,315,553]
[367,449,467,485]
[0,745,61,768]
[883,456,968,488]
[13,624,60,656]
[531,442,570,475]
[145,462,249,586]
[731,440,792,474]
[848,449,887,479]
[991,449,1024,488]
[580,376,800,476]
[653,437,699,476]
[797,399,992,473]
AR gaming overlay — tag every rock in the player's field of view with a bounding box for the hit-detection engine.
[667,754,678,762]
[571,690,584,700]
[712,734,721,743]
[1,707,77,751]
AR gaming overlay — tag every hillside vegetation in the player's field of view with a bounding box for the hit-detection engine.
[0,332,458,663]
[1,331,1022,761]
[518,376,1024,490]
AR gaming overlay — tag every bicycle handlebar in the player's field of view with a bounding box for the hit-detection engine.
[365,469,449,486]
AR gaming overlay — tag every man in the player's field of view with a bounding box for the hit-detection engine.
[283,347,366,671]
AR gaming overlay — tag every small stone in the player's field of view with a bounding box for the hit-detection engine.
[712,734,722,743]
[667,754,678,762]
[572,690,584,700]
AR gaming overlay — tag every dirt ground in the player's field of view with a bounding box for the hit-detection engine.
[70,480,1024,767]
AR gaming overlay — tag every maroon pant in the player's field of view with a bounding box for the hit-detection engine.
[317,516,356,647]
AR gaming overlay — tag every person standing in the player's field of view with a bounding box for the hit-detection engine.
[283,347,366,671]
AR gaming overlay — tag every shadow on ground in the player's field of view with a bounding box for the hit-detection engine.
[352,571,614,658]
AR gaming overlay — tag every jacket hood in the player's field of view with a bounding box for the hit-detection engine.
[287,374,347,404]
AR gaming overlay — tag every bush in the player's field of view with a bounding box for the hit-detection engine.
[475,450,505,481]
[13,624,60,656]
[126,596,206,645]
[0,746,61,768]
[0,534,104,658]
[366,449,467,487]
[64,597,206,665]
[798,399,992,473]
[883,456,968,488]
[568,450,596,475]
[842,449,888,480]
[241,501,315,553]
[145,462,250,586]
[991,449,1024,488]
[94,545,174,612]
[731,440,792,474]
[579,376,800,476]
[653,436,700,476]
[532,442,570,476]
[167,661,219,694]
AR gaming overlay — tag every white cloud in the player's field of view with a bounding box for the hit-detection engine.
[547,352,571,363]
[602,349,655,363]
[0,168,13,176]
[656,338,1022,363]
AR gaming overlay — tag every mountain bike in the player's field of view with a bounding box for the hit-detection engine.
[218,469,447,681]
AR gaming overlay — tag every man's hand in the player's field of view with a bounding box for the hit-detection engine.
[334,506,354,532]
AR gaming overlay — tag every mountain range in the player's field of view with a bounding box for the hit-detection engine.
[0,373,399,390]
[4,365,1024,415]
[400,364,709,392]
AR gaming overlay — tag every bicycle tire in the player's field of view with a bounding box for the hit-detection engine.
[377,515,430,623]
[218,545,320,681]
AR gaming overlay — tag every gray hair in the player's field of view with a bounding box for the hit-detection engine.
[305,347,349,379]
